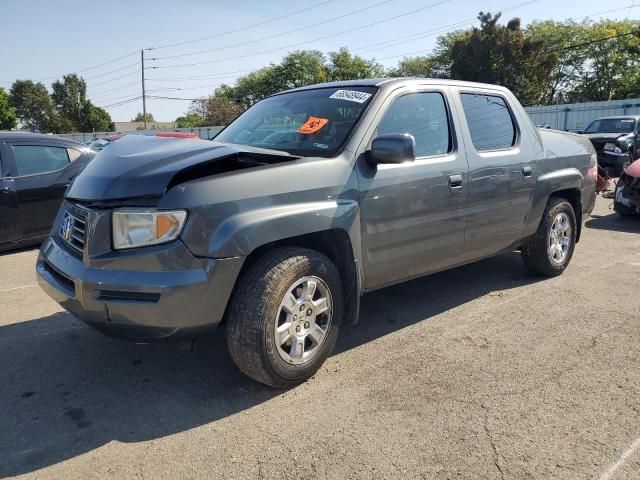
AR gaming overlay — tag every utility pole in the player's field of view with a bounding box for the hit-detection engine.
[141,49,147,130]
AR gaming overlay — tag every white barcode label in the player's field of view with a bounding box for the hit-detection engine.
[329,89,372,103]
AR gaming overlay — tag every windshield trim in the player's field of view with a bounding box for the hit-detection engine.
[212,86,380,158]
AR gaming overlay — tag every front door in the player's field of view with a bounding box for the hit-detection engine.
[357,88,469,290]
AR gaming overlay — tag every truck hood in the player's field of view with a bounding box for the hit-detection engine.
[67,135,297,201]
[583,133,631,142]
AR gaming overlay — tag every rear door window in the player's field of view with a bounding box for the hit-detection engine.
[12,145,70,176]
[376,92,452,158]
[460,93,516,151]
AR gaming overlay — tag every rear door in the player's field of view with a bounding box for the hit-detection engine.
[5,142,80,239]
[357,86,469,289]
[452,89,536,259]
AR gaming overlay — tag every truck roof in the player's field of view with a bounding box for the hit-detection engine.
[279,77,512,95]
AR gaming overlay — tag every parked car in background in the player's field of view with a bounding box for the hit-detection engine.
[581,116,638,176]
[0,133,96,252]
[614,159,640,216]
[37,79,596,387]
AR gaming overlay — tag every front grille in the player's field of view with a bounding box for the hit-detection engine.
[60,202,88,256]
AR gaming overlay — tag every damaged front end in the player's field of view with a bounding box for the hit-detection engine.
[614,160,640,216]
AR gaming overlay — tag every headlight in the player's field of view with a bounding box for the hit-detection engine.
[112,209,187,250]
[614,146,622,153]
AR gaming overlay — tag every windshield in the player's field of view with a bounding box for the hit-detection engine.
[584,118,635,134]
[214,86,378,157]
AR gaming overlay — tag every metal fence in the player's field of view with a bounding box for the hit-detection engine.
[524,98,640,131]
[56,126,225,143]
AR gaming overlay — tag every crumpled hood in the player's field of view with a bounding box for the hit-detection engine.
[67,135,295,201]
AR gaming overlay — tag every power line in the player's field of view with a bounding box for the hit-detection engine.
[353,0,537,54]
[90,81,141,100]
[88,70,141,88]
[83,61,140,81]
[99,96,142,109]
[145,69,255,82]
[147,95,201,101]
[2,50,138,84]
[146,0,336,50]
[150,0,395,61]
[543,31,638,54]
[149,0,451,69]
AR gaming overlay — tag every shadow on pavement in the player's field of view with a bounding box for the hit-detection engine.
[585,212,640,234]
[0,252,540,477]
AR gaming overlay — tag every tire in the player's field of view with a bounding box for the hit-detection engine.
[521,197,577,277]
[225,247,343,388]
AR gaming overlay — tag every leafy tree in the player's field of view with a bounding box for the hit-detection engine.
[9,80,59,132]
[572,20,640,101]
[0,88,17,130]
[175,113,202,128]
[84,104,111,131]
[51,74,88,129]
[446,12,558,105]
[327,48,384,81]
[132,112,155,122]
[188,96,244,125]
[389,56,439,77]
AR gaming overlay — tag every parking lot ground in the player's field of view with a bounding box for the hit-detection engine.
[1,195,639,480]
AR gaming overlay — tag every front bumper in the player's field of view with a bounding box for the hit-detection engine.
[36,235,244,341]
[598,150,631,171]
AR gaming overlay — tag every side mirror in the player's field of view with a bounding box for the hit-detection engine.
[369,133,416,165]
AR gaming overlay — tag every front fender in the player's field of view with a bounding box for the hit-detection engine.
[193,200,360,258]
[524,168,583,237]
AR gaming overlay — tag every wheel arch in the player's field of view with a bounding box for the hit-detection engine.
[222,228,361,327]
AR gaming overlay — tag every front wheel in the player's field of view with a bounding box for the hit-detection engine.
[225,247,343,388]
[521,197,577,277]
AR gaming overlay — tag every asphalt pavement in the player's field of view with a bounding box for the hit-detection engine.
[1,195,639,479]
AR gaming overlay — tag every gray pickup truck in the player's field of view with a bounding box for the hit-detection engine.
[37,78,597,387]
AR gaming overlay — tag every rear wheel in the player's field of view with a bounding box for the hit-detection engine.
[225,247,343,388]
[521,197,577,277]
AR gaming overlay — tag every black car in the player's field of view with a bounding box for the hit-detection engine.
[0,133,96,252]
[581,116,639,176]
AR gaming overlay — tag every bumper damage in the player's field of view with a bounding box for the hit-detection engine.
[36,236,244,341]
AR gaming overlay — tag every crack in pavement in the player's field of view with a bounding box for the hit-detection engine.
[482,403,505,480]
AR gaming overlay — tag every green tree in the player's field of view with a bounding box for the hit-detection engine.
[389,56,439,77]
[188,96,244,125]
[51,74,88,129]
[175,113,202,128]
[327,48,384,81]
[9,80,58,132]
[0,88,17,130]
[446,12,558,105]
[84,104,111,131]
[132,112,155,123]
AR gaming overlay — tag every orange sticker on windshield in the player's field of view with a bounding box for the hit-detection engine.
[298,116,329,135]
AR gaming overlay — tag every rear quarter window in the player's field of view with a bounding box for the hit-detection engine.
[460,93,517,151]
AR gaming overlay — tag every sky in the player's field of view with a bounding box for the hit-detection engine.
[1,0,637,123]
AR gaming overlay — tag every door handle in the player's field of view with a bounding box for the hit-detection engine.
[0,186,9,193]
[448,174,463,192]
[522,166,532,178]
